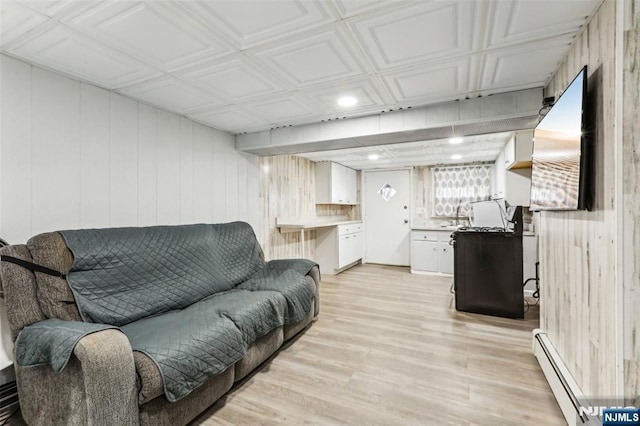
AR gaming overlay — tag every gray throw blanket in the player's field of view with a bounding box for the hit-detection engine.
[59,222,266,326]
[15,222,317,402]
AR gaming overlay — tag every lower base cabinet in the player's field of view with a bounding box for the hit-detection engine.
[316,223,364,275]
[411,230,454,275]
[412,240,439,272]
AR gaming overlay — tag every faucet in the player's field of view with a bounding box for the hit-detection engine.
[455,199,462,226]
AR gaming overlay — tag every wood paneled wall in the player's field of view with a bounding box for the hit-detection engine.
[539,1,620,400]
[259,155,317,261]
[0,55,261,368]
[623,0,640,406]
[413,166,436,225]
[259,156,360,261]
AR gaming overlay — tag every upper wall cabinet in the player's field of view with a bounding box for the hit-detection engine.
[492,130,533,206]
[316,162,358,205]
[504,130,534,170]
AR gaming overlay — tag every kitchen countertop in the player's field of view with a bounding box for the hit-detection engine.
[411,225,535,236]
[411,225,461,231]
[276,218,362,229]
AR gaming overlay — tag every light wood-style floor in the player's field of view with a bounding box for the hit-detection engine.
[192,264,564,425]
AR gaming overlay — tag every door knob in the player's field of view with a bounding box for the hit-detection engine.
[404,219,408,224]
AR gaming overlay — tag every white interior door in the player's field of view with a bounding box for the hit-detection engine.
[364,169,411,265]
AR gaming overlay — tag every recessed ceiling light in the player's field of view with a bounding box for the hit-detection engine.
[368,154,380,160]
[451,154,463,160]
[449,137,464,144]
[338,96,357,107]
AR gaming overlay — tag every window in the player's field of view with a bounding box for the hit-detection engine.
[432,165,492,216]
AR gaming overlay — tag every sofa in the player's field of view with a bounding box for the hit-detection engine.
[0,221,320,425]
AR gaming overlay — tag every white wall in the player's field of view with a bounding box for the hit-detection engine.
[0,54,261,368]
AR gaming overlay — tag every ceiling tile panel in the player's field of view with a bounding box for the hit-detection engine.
[247,96,317,122]
[4,24,159,88]
[0,1,49,47]
[13,0,96,19]
[117,76,223,114]
[181,0,332,49]
[304,78,387,116]
[479,36,574,92]
[349,1,475,69]
[486,0,602,49]
[180,57,284,101]
[254,28,366,88]
[383,57,471,105]
[189,108,266,133]
[69,1,232,71]
[331,0,396,19]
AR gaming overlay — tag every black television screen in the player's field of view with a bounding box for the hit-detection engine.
[530,66,588,211]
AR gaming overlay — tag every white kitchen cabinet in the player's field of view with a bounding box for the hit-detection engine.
[492,131,533,206]
[504,168,532,206]
[412,240,439,271]
[316,222,364,274]
[316,161,358,205]
[410,230,454,275]
[345,167,357,205]
[492,150,506,199]
[504,130,534,170]
[438,240,454,274]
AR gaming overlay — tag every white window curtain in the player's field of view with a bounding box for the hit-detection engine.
[432,165,492,216]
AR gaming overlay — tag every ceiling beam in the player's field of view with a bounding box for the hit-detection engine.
[236,88,542,156]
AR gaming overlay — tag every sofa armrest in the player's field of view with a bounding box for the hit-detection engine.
[265,258,318,276]
[306,265,321,316]
[266,260,321,317]
[16,329,139,426]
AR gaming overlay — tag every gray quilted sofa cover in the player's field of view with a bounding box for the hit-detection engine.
[1,221,320,425]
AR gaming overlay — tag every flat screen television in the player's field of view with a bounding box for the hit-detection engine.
[529,66,590,211]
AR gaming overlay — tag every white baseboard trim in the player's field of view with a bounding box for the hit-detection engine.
[532,329,601,426]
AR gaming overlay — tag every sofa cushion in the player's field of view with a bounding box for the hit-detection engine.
[234,327,284,382]
[138,366,235,426]
[135,328,286,404]
[237,268,316,324]
[133,351,165,405]
[204,290,287,345]
[59,222,264,326]
[133,326,286,405]
[284,301,315,341]
[121,289,287,402]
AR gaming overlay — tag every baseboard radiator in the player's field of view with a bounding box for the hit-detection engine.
[0,364,18,423]
[532,329,601,426]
